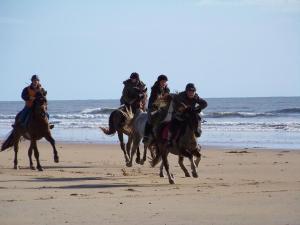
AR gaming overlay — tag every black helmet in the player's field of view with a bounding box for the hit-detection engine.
[31,75,40,81]
[185,83,196,92]
[157,74,168,82]
[130,72,139,79]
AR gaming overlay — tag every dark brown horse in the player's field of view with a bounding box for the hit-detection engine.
[1,92,59,171]
[100,106,134,163]
[151,106,202,184]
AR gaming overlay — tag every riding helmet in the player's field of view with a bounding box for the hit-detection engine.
[130,72,140,80]
[185,83,196,92]
[31,75,40,81]
[157,74,168,82]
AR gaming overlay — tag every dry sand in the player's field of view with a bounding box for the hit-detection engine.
[0,142,299,225]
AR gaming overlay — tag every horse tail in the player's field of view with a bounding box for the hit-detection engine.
[99,111,117,135]
[1,129,16,151]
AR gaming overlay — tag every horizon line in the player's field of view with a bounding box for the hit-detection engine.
[0,95,299,102]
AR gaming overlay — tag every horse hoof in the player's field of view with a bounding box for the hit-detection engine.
[185,173,191,177]
[135,158,141,164]
[126,162,132,167]
[54,156,59,163]
[192,172,198,178]
[169,179,175,184]
[37,167,43,171]
[159,172,164,178]
[14,165,19,170]
[195,159,201,167]
[30,166,36,170]
[140,160,145,165]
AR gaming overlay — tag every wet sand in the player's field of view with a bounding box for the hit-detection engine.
[0,142,299,225]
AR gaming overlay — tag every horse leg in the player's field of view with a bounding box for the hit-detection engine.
[127,136,141,167]
[44,134,59,163]
[194,150,201,168]
[32,140,43,171]
[141,144,148,165]
[118,131,129,163]
[13,139,20,170]
[178,155,190,177]
[135,146,141,164]
[159,162,164,177]
[161,149,174,184]
[189,155,198,178]
[126,135,132,156]
[28,142,35,170]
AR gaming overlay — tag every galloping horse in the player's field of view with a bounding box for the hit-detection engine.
[100,88,147,164]
[151,105,202,184]
[1,92,59,171]
[127,94,173,167]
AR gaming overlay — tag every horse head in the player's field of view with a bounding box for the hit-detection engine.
[132,87,147,112]
[183,105,202,138]
[32,92,48,119]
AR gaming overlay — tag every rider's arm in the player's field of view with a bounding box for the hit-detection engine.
[21,87,29,101]
[122,86,132,104]
[195,95,208,112]
[148,87,158,109]
[40,88,47,96]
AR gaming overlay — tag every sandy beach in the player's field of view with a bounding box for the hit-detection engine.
[0,142,299,225]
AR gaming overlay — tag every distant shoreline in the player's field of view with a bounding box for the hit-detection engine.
[1,96,300,102]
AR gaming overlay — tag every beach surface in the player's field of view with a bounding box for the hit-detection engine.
[0,142,299,225]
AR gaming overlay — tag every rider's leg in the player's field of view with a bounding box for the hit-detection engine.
[15,106,30,128]
[23,108,32,128]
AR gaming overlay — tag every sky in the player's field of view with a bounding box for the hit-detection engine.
[0,0,299,100]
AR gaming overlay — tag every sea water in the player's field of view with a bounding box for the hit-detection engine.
[0,97,299,149]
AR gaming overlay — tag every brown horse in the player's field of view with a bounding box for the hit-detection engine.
[151,106,202,184]
[1,92,59,171]
[100,106,134,163]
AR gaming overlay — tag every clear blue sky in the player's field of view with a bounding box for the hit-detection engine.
[0,0,299,100]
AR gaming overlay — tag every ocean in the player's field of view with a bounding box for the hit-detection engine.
[0,97,300,149]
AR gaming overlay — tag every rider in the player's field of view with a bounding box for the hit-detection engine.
[15,75,53,129]
[143,74,170,143]
[120,72,147,111]
[167,83,207,146]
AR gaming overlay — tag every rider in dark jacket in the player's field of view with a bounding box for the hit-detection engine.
[148,74,170,112]
[143,74,170,143]
[120,72,146,106]
[167,83,207,146]
[15,75,53,129]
